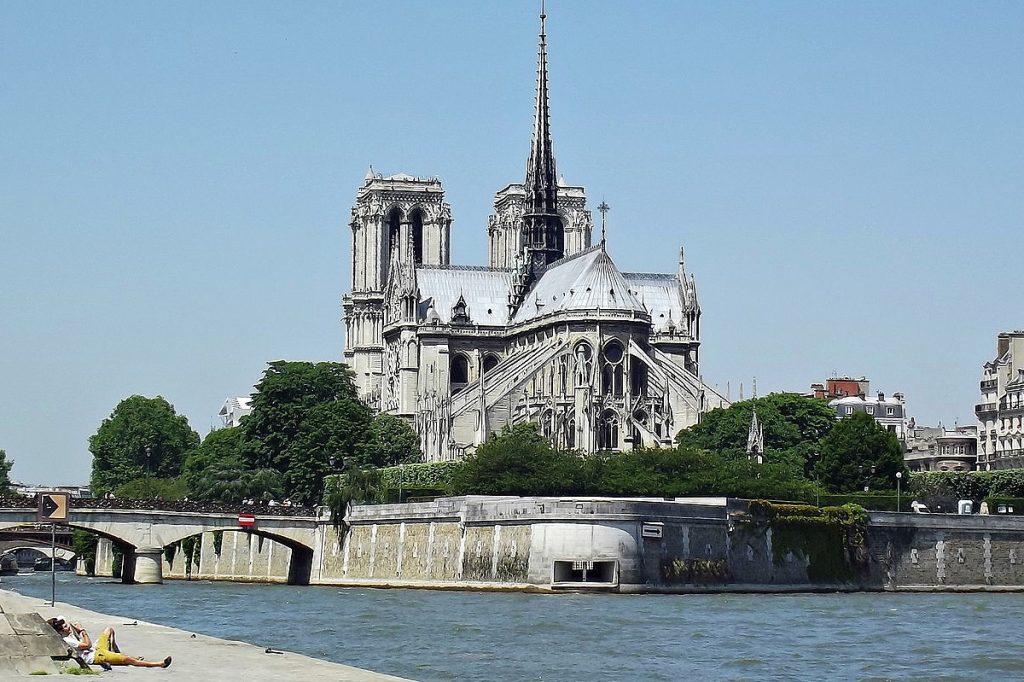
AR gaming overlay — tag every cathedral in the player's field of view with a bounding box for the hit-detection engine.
[342,10,727,461]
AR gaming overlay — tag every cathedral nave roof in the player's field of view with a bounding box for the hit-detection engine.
[416,265,510,326]
[510,246,648,324]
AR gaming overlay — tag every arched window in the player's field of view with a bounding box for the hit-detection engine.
[598,410,619,450]
[573,342,593,387]
[566,418,576,449]
[483,353,500,373]
[601,341,624,397]
[385,207,402,281]
[410,207,424,264]
[450,354,469,394]
[630,361,647,396]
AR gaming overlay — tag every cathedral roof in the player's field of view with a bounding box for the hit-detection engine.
[623,272,687,333]
[416,265,510,326]
[510,246,648,324]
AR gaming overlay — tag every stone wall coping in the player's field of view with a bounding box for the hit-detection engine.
[870,511,1024,531]
[344,495,730,526]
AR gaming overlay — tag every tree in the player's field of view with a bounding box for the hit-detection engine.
[242,361,362,471]
[359,413,421,468]
[451,424,586,496]
[183,427,283,503]
[89,396,199,495]
[284,399,372,506]
[0,450,13,493]
[677,393,835,452]
[675,393,835,477]
[815,412,908,492]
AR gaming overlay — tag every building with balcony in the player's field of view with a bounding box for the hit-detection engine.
[904,423,978,472]
[976,331,1024,470]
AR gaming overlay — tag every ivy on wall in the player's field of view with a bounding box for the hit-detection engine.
[745,500,868,583]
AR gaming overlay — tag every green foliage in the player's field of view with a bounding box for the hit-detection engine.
[746,500,868,582]
[910,470,1024,502]
[324,468,382,528]
[111,545,123,579]
[243,360,363,469]
[983,497,1024,514]
[182,427,245,496]
[0,450,13,492]
[676,393,834,452]
[163,544,176,566]
[445,423,821,500]
[282,399,372,506]
[113,476,187,500]
[378,461,463,493]
[235,361,373,506]
[359,413,422,467]
[180,535,200,576]
[212,530,223,556]
[815,412,907,492]
[451,424,588,496]
[89,395,200,496]
[71,531,98,575]
[820,492,908,512]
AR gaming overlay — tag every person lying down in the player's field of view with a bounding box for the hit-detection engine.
[47,616,172,669]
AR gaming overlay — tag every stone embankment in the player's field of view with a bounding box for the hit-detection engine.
[0,588,412,681]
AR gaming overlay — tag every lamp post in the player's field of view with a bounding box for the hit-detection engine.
[896,471,903,512]
[145,445,152,499]
[398,463,405,504]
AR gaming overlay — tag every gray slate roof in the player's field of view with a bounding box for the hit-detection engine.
[511,247,648,324]
[416,265,510,326]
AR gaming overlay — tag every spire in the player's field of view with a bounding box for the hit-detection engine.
[522,1,563,272]
[747,378,764,464]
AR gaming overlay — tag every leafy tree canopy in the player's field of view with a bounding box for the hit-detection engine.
[359,413,422,468]
[89,396,199,495]
[284,399,372,505]
[114,477,188,501]
[0,450,13,493]
[676,393,835,453]
[815,412,908,492]
[451,424,587,496]
[242,361,362,471]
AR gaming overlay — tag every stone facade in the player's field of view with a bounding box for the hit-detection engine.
[341,12,726,460]
[976,331,1024,469]
[904,423,978,472]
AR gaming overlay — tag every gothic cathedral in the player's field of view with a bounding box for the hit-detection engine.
[342,10,727,461]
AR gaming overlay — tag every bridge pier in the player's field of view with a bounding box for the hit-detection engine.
[131,547,164,584]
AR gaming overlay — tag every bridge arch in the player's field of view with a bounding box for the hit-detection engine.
[0,506,318,585]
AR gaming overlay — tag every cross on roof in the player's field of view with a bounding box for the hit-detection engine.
[597,200,610,244]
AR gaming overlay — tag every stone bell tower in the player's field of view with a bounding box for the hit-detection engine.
[342,170,452,398]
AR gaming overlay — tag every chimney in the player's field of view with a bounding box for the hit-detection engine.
[878,391,885,402]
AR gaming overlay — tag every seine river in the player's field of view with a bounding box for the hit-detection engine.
[7,571,1024,681]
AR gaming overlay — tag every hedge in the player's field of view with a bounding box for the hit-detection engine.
[910,470,1024,500]
[819,493,909,512]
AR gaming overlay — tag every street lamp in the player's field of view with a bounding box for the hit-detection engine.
[398,463,405,504]
[896,471,903,512]
[145,445,152,499]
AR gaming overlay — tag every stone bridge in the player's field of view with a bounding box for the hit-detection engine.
[0,498,321,585]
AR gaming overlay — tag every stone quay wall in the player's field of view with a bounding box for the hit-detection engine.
[311,496,835,591]
[79,497,1024,593]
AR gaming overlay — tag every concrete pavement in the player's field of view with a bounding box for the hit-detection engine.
[0,588,413,681]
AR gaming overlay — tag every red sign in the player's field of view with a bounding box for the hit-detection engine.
[238,514,256,527]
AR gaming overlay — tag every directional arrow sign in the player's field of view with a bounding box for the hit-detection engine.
[37,492,69,523]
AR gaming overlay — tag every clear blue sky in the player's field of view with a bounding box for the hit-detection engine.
[2,2,1022,484]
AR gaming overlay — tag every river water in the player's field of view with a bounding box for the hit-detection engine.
[6,571,1023,681]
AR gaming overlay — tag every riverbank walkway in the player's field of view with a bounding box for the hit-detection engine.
[0,588,413,680]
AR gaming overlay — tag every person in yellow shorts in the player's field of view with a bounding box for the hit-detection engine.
[48,616,171,669]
